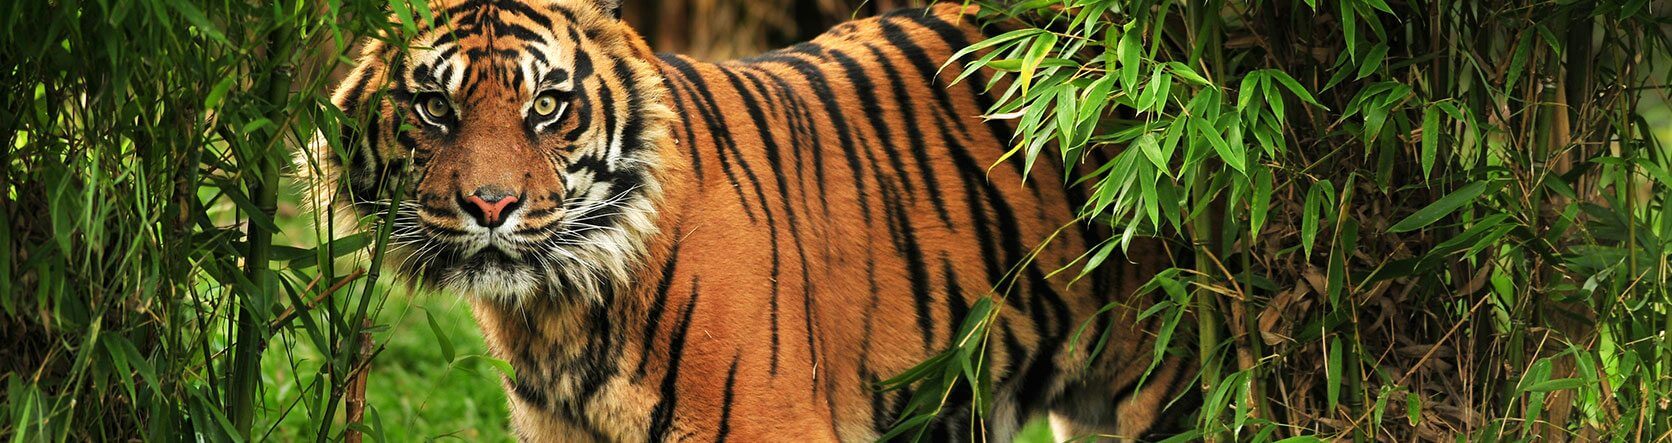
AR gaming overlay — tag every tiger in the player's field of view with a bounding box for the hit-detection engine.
[304,0,1195,441]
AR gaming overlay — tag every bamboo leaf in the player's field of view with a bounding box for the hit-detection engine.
[1236,72,1261,112]
[1523,378,1586,393]
[1387,180,1502,233]
[1421,103,1440,179]
[1018,33,1058,94]
[203,74,237,112]
[1303,181,1329,257]
[1327,336,1343,409]
[424,309,456,363]
[1261,69,1325,108]
[1507,32,1534,90]
[1407,392,1422,425]
[1166,61,1210,86]
[1342,0,1358,59]
[1118,22,1142,89]
[389,0,418,35]
[1251,166,1272,238]
[1356,43,1388,79]
[943,28,1043,71]
[1195,117,1246,174]
[169,1,229,44]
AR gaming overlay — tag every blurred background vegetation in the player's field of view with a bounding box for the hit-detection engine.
[2,0,1668,442]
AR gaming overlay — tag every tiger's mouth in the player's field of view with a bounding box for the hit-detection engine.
[397,217,555,299]
[429,242,547,299]
[459,247,515,268]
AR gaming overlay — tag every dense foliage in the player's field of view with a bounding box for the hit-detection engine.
[0,0,441,440]
[887,0,1672,440]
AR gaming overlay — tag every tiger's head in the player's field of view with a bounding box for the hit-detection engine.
[306,0,675,302]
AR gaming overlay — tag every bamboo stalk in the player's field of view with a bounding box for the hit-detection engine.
[344,318,374,443]
[227,21,297,438]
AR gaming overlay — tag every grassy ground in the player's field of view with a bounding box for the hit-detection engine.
[259,287,511,441]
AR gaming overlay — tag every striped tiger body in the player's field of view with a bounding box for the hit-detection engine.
[309,0,1190,441]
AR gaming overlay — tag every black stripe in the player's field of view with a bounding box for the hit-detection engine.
[941,254,970,346]
[749,68,831,219]
[660,73,705,182]
[860,42,954,227]
[749,50,875,227]
[825,49,919,204]
[510,377,549,410]
[635,234,682,377]
[647,277,701,442]
[882,191,937,354]
[890,15,1029,181]
[715,352,742,442]
[595,60,621,158]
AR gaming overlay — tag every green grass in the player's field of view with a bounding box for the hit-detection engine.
[259,286,510,442]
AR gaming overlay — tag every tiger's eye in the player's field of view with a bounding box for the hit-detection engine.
[533,94,559,116]
[421,95,451,118]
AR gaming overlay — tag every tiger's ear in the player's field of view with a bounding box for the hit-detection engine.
[598,0,622,19]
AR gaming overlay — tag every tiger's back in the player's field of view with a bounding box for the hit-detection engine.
[596,5,1186,440]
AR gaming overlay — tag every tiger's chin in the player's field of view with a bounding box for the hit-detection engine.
[412,240,632,305]
[436,250,547,300]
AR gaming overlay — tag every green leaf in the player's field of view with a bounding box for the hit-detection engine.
[1263,81,1286,123]
[460,354,517,381]
[1236,72,1262,112]
[170,1,229,44]
[1251,167,1272,238]
[1362,0,1394,13]
[1137,133,1168,176]
[1165,61,1209,86]
[1018,33,1059,94]
[1536,24,1563,57]
[1196,117,1246,174]
[1523,378,1586,392]
[1302,181,1332,257]
[1387,180,1502,233]
[389,0,418,35]
[1507,32,1534,90]
[943,28,1043,73]
[1261,69,1325,108]
[411,0,434,27]
[203,74,237,112]
[1421,104,1440,180]
[1138,66,1167,112]
[1407,391,1421,425]
[1356,43,1388,79]
[1342,0,1358,59]
[1117,22,1142,89]
[1326,336,1343,409]
[424,309,456,363]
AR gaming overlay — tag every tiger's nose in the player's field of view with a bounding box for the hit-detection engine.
[459,187,522,229]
